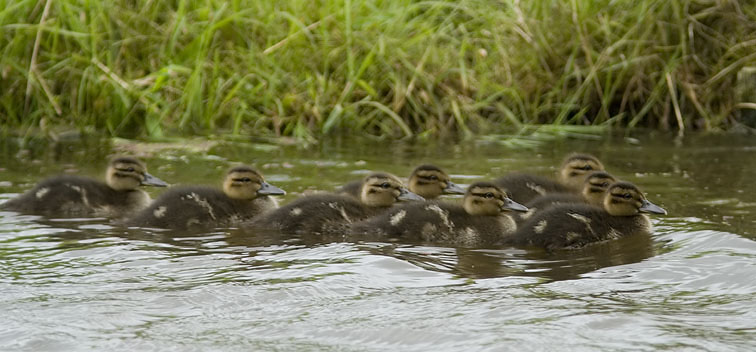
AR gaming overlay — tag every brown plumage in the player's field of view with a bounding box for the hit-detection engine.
[348,181,528,247]
[339,164,465,200]
[517,171,616,223]
[507,181,666,250]
[494,153,604,204]
[248,172,423,235]
[1,156,166,218]
[123,166,284,230]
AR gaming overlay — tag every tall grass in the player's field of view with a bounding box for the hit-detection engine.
[1,0,755,140]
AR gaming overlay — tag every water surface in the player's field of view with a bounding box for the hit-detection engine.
[1,133,755,351]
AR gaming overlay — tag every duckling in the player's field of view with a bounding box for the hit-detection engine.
[0,156,167,218]
[123,166,284,230]
[508,181,666,250]
[339,164,465,199]
[248,172,423,235]
[518,171,616,222]
[494,153,604,204]
[349,182,528,247]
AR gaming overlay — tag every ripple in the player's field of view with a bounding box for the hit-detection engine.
[2,138,756,351]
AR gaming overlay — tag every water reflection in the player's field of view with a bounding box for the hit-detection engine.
[1,209,660,283]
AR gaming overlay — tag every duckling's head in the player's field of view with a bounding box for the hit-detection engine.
[360,172,424,207]
[106,156,167,191]
[603,182,667,216]
[558,153,605,190]
[222,166,286,200]
[408,164,465,199]
[463,182,528,216]
[581,171,617,205]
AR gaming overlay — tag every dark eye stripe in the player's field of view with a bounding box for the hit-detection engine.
[472,192,498,198]
[114,172,140,178]
[611,192,635,199]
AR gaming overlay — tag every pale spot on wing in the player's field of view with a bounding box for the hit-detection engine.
[327,202,351,223]
[520,208,536,220]
[153,206,167,218]
[421,223,437,239]
[185,192,216,220]
[568,213,594,235]
[607,227,622,240]
[526,182,546,195]
[389,210,406,226]
[290,207,302,216]
[35,187,49,199]
[533,220,548,234]
[565,232,581,242]
[567,213,591,224]
[78,186,90,208]
[425,204,453,230]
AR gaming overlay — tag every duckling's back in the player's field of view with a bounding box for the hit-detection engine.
[494,173,570,204]
[1,175,149,218]
[248,194,380,235]
[516,193,585,223]
[350,202,516,247]
[508,203,652,249]
[337,180,362,198]
[124,186,275,230]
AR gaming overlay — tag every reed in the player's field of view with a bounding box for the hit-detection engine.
[1,0,755,140]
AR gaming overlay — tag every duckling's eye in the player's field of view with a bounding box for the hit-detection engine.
[484,192,494,199]
[622,193,632,199]
[579,165,593,170]
[380,182,391,189]
[126,167,135,172]
[601,182,609,187]
[241,177,252,182]
[429,175,438,181]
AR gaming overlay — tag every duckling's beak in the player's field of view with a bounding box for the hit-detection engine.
[501,198,529,212]
[258,182,286,196]
[398,187,425,201]
[639,199,667,215]
[443,181,466,195]
[141,172,168,187]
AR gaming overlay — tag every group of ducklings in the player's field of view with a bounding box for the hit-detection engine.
[0,154,667,249]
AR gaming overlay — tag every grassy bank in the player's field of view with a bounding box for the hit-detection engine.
[2,0,755,140]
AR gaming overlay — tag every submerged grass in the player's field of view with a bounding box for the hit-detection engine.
[1,0,755,140]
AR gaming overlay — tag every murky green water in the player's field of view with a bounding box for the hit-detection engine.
[1,133,755,351]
